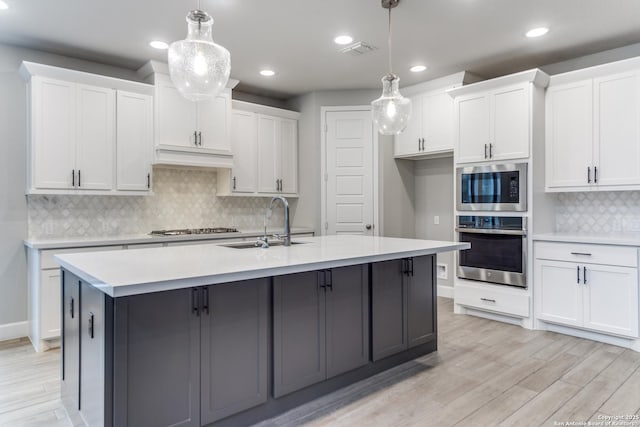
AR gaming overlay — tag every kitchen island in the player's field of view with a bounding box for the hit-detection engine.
[55,235,469,427]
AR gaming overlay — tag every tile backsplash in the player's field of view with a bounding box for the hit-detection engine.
[555,191,640,233]
[28,167,289,239]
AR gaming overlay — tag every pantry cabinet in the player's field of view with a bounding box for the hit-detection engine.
[21,62,154,195]
[217,101,299,197]
[546,61,640,191]
[535,241,639,338]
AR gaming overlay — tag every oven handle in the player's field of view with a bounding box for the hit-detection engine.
[455,227,527,236]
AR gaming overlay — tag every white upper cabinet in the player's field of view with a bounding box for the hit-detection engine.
[394,93,423,157]
[423,91,456,153]
[455,83,530,164]
[217,101,299,197]
[21,62,154,195]
[152,71,233,168]
[116,91,153,191]
[546,58,640,192]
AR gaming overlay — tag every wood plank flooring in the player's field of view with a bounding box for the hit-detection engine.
[2,298,639,427]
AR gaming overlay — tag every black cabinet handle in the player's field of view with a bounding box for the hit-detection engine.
[202,287,209,315]
[577,265,580,284]
[587,167,591,183]
[484,144,488,159]
[594,166,598,184]
[72,169,75,187]
[401,259,408,276]
[325,269,333,291]
[70,297,75,319]
[418,138,421,152]
[480,297,496,303]
[192,288,200,316]
[409,258,414,276]
[489,143,493,158]
[88,313,94,339]
[78,170,81,187]
[232,176,236,190]
[147,173,151,189]
[198,131,202,146]
[583,266,587,285]
[193,131,198,146]
[318,271,326,290]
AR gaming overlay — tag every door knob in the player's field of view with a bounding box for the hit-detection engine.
[365,224,372,230]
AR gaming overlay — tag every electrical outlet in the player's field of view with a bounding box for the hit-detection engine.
[434,216,440,225]
[630,219,640,232]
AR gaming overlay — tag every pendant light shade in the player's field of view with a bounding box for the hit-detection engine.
[371,0,411,135]
[168,10,231,102]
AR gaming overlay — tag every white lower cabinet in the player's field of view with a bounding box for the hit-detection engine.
[535,242,639,338]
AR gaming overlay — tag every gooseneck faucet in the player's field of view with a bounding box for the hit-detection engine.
[266,195,290,247]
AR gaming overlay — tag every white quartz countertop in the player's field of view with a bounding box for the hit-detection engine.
[532,232,640,247]
[24,227,315,249]
[55,235,470,297]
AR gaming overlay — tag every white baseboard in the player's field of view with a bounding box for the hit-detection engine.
[437,284,454,299]
[0,321,28,342]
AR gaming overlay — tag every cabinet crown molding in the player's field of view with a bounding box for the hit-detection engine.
[447,68,550,98]
[548,55,640,86]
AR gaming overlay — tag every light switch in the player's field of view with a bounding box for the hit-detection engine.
[434,216,440,225]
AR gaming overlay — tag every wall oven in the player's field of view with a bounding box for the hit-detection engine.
[456,163,527,212]
[456,216,527,288]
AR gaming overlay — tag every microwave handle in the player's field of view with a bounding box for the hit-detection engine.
[455,227,527,237]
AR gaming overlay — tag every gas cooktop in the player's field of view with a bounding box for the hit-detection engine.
[150,227,239,236]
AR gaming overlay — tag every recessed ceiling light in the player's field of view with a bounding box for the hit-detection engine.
[149,40,169,50]
[0,1,9,10]
[410,65,427,73]
[334,35,354,45]
[260,69,275,77]
[526,27,549,38]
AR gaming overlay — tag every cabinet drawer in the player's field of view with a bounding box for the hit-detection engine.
[41,245,123,269]
[455,282,529,317]
[535,242,637,267]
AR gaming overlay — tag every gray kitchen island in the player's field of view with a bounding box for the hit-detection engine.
[55,235,469,427]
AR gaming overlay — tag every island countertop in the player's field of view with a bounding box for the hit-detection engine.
[55,235,469,297]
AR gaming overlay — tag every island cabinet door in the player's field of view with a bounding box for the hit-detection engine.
[61,271,80,411]
[112,288,200,427]
[371,259,408,361]
[273,271,326,398]
[407,255,436,348]
[200,279,269,425]
[325,265,369,379]
[79,281,113,427]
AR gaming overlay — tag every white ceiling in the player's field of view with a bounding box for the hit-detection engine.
[1,0,640,99]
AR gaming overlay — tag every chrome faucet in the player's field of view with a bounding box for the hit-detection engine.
[265,195,290,247]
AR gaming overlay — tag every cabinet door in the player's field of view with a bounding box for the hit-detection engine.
[535,260,583,327]
[394,93,422,156]
[198,93,231,152]
[116,91,153,191]
[423,91,454,152]
[456,93,490,164]
[155,74,198,148]
[112,289,199,427]
[31,77,76,189]
[371,259,407,361]
[583,264,639,338]
[257,114,279,193]
[273,271,326,398]
[594,72,640,187]
[200,280,269,424]
[545,80,593,189]
[75,84,115,190]
[40,269,61,339]
[62,272,80,410]
[279,118,298,194]
[407,256,436,348]
[325,265,369,379]
[80,282,112,427]
[492,85,529,161]
[230,110,257,193]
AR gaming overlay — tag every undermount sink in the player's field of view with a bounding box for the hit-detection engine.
[221,240,306,249]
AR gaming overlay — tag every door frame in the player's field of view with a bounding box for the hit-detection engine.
[320,106,380,236]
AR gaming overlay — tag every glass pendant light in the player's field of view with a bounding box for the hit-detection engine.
[168,2,230,102]
[371,0,412,135]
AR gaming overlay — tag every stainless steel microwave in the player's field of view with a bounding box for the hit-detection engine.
[456,163,527,212]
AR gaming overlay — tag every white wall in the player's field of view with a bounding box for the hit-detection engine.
[287,89,415,237]
[414,157,454,287]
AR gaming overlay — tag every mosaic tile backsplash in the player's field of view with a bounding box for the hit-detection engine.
[28,167,290,239]
[555,191,640,233]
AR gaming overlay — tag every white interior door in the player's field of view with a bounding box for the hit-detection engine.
[325,110,375,235]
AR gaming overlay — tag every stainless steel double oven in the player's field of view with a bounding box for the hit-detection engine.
[455,163,528,288]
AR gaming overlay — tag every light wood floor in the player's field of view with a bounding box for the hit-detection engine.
[2,298,639,427]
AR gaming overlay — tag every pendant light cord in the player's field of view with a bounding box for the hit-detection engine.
[387,6,393,74]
